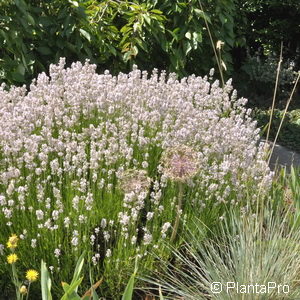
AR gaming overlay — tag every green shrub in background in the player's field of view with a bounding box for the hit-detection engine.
[0,0,96,85]
[0,0,238,86]
[254,108,300,152]
[1,0,299,108]
[232,0,300,108]
[238,54,299,107]
[236,0,300,60]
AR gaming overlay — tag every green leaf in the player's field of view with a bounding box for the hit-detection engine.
[61,282,70,293]
[0,16,12,22]
[121,273,135,300]
[26,14,35,26]
[107,44,117,56]
[121,258,138,300]
[41,260,52,300]
[143,15,151,25]
[16,64,25,76]
[185,32,192,40]
[61,280,83,300]
[159,286,164,300]
[183,40,192,55]
[92,288,99,300]
[79,29,91,42]
[194,8,211,23]
[68,0,79,7]
[37,46,52,55]
[193,32,202,43]
[70,252,85,292]
[11,71,24,82]
[38,16,54,28]
[150,9,163,15]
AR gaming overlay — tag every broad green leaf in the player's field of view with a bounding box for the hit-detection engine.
[41,260,52,300]
[37,46,52,55]
[67,277,84,293]
[11,71,24,82]
[0,16,12,22]
[26,14,35,26]
[79,29,91,42]
[61,279,83,300]
[194,8,211,23]
[122,258,138,300]
[61,282,71,293]
[121,272,136,300]
[183,40,192,55]
[107,44,117,56]
[143,15,151,25]
[193,32,202,43]
[185,32,191,40]
[68,0,79,7]
[16,64,25,76]
[150,9,163,15]
[70,251,85,292]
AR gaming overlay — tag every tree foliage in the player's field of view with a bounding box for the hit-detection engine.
[0,0,299,86]
[0,0,238,85]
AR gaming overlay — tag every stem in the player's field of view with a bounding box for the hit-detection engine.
[170,182,184,243]
[267,71,300,166]
[26,283,31,300]
[198,0,225,87]
[266,42,283,143]
[12,264,21,300]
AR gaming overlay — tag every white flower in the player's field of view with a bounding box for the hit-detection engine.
[146,212,154,221]
[31,239,37,248]
[106,249,112,257]
[101,218,107,229]
[143,233,152,245]
[36,210,44,220]
[54,248,61,258]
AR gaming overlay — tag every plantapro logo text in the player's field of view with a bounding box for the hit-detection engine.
[211,282,290,294]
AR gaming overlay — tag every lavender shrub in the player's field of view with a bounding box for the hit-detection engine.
[0,58,273,297]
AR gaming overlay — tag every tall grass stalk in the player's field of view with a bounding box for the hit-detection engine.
[198,0,225,87]
[265,42,283,143]
[254,57,300,263]
[267,71,300,166]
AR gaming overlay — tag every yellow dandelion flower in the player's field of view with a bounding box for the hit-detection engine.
[19,285,27,294]
[7,253,18,264]
[26,269,39,282]
[7,234,19,249]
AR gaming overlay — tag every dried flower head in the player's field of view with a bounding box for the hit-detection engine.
[119,169,151,194]
[7,234,18,249]
[162,145,199,181]
[26,269,39,282]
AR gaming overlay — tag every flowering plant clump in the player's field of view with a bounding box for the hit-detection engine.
[4,235,39,299]
[0,59,272,297]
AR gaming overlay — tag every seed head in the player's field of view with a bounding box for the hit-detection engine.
[7,234,18,249]
[161,145,199,182]
[119,169,151,194]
